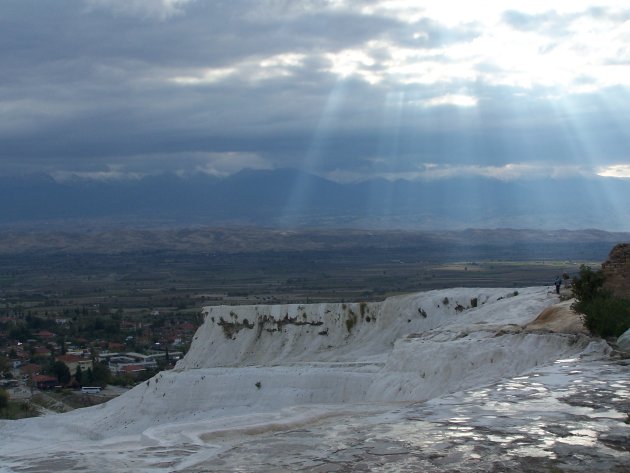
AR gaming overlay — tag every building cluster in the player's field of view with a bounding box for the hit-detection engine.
[0,312,200,401]
[5,349,95,391]
[98,351,182,376]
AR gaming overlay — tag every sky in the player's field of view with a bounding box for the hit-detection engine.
[1,0,629,183]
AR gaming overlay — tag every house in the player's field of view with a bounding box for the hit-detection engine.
[37,330,56,340]
[108,341,126,352]
[107,352,157,374]
[32,374,58,390]
[19,363,42,378]
[121,320,137,332]
[121,364,146,377]
[56,354,93,373]
[0,379,18,388]
[32,346,53,358]
[180,322,196,333]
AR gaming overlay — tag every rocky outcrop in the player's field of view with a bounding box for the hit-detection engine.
[602,243,630,299]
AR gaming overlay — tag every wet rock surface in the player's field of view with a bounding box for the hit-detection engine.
[1,357,628,472]
[185,357,629,473]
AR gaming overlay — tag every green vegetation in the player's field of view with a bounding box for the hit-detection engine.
[359,301,367,317]
[0,390,38,420]
[109,368,156,387]
[345,309,357,333]
[576,295,630,338]
[0,388,8,410]
[0,354,8,374]
[50,360,71,385]
[572,265,606,303]
[91,362,111,388]
[218,317,255,339]
[572,265,630,338]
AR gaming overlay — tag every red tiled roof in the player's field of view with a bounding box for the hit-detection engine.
[20,363,42,374]
[33,374,57,383]
[56,354,83,363]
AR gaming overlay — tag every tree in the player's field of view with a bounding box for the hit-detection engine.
[50,361,71,385]
[0,389,8,411]
[572,265,606,303]
[8,324,30,342]
[0,389,8,407]
[573,264,630,338]
[0,355,9,374]
[74,365,83,385]
[91,362,110,388]
[85,367,94,384]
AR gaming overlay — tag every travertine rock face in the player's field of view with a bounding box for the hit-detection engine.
[618,328,630,352]
[602,243,630,299]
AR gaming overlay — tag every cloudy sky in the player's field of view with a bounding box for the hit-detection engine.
[1,0,629,182]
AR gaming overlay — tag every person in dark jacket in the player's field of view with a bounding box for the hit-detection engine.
[554,275,562,295]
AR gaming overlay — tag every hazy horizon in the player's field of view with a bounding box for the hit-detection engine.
[0,168,628,230]
[1,1,629,229]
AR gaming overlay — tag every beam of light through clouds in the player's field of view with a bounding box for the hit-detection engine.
[0,0,628,184]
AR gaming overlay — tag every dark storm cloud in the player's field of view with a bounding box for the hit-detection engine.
[0,1,401,169]
[0,0,629,180]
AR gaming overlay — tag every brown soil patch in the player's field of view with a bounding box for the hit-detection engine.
[524,299,588,334]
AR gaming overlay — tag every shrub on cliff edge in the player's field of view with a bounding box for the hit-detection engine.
[572,265,630,338]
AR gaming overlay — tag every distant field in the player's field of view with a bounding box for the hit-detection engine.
[0,245,604,315]
[0,227,622,319]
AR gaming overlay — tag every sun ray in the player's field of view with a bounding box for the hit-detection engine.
[365,91,406,218]
[280,80,349,226]
[546,93,630,228]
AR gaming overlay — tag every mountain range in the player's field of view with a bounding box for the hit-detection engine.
[2,169,629,230]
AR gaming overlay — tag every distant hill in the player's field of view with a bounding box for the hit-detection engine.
[1,169,629,230]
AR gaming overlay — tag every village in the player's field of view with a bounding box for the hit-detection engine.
[0,302,198,418]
